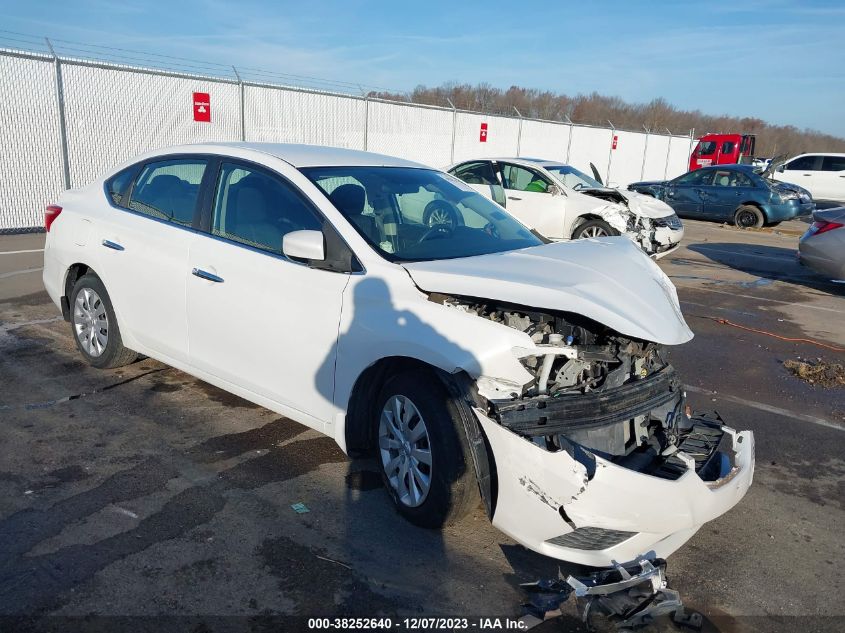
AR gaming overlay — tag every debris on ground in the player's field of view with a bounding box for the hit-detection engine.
[783,358,845,388]
[290,502,310,514]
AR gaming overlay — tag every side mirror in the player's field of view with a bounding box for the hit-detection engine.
[777,164,785,173]
[547,184,563,196]
[283,230,325,262]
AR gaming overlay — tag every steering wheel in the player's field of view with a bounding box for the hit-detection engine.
[483,222,500,239]
[416,225,454,244]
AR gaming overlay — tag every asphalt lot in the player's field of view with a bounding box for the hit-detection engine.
[1,219,843,632]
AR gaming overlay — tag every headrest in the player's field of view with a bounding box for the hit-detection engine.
[329,184,366,217]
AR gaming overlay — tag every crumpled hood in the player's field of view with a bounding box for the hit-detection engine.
[622,190,675,219]
[771,180,812,198]
[402,238,693,345]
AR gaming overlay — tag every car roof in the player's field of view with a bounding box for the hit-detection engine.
[700,164,757,172]
[192,142,427,169]
[790,152,845,158]
[456,157,565,168]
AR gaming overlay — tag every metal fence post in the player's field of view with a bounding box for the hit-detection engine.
[605,120,615,184]
[687,128,695,164]
[447,98,457,163]
[564,115,573,163]
[45,38,71,190]
[663,128,672,180]
[640,125,650,180]
[514,106,523,157]
[233,66,245,141]
[358,85,369,151]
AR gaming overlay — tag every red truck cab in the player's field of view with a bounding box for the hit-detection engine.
[689,133,756,171]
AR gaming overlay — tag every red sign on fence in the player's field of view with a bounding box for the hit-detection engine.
[480,122,488,143]
[612,134,618,150]
[193,92,211,123]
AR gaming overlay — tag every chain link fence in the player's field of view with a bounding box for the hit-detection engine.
[0,45,694,232]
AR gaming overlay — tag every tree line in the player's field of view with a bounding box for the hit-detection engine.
[369,82,845,159]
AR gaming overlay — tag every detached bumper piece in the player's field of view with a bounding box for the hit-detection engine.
[521,558,702,630]
[492,366,681,435]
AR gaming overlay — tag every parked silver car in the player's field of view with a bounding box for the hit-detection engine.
[798,207,845,280]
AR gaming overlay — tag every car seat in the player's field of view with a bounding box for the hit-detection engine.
[329,184,380,243]
[226,176,281,250]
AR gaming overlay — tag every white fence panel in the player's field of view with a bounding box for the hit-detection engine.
[366,101,452,167]
[642,134,672,181]
[0,55,65,230]
[244,85,365,149]
[518,120,570,162]
[453,112,519,162]
[62,64,241,187]
[568,125,613,177]
[608,130,647,187]
[667,135,692,180]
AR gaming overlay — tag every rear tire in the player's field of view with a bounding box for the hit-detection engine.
[734,205,764,229]
[69,274,137,369]
[374,370,479,528]
[572,218,619,239]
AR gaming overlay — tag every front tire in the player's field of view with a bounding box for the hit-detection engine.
[374,370,479,528]
[70,274,137,369]
[734,205,764,229]
[572,218,619,239]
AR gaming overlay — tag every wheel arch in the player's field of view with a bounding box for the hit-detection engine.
[344,355,496,518]
[61,263,96,321]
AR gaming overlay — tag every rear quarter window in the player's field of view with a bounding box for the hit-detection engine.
[105,166,137,207]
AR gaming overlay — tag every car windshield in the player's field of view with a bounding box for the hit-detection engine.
[302,166,543,262]
[543,165,604,190]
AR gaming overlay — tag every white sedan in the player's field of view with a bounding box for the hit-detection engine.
[43,143,752,567]
[447,158,684,258]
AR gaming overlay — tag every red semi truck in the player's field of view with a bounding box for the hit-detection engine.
[689,133,756,171]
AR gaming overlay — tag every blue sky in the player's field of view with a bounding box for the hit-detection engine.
[2,0,843,136]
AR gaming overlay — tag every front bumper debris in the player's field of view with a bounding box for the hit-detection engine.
[521,558,702,630]
[474,407,754,567]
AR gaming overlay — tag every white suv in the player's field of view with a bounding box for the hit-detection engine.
[43,143,753,567]
[774,153,845,201]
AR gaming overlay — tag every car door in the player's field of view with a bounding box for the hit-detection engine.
[186,159,350,427]
[664,169,712,218]
[704,169,754,220]
[818,156,845,201]
[497,162,567,239]
[780,155,822,197]
[95,156,211,363]
[448,161,506,207]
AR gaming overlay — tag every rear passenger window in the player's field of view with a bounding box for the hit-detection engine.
[821,156,845,172]
[212,163,322,253]
[106,166,136,206]
[128,159,207,226]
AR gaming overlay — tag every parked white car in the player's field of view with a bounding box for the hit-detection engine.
[447,158,684,258]
[773,153,845,201]
[43,143,752,567]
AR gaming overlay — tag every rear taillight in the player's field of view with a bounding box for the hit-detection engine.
[810,220,844,236]
[45,205,62,232]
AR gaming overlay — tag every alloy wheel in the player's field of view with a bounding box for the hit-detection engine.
[581,225,609,238]
[378,395,432,507]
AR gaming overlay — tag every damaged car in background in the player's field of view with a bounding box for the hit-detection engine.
[44,143,752,579]
[447,157,684,258]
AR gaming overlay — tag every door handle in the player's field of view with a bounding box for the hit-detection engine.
[507,196,522,201]
[101,239,124,251]
[192,268,224,283]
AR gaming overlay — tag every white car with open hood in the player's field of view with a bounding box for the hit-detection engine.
[43,143,752,568]
[447,157,684,258]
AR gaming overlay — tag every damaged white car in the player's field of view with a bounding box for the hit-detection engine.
[43,143,751,570]
[447,158,684,258]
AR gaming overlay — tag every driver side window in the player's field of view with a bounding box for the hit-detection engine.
[501,164,551,193]
[212,163,322,254]
[675,170,713,186]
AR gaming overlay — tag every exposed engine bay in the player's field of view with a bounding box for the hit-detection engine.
[439,295,732,483]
